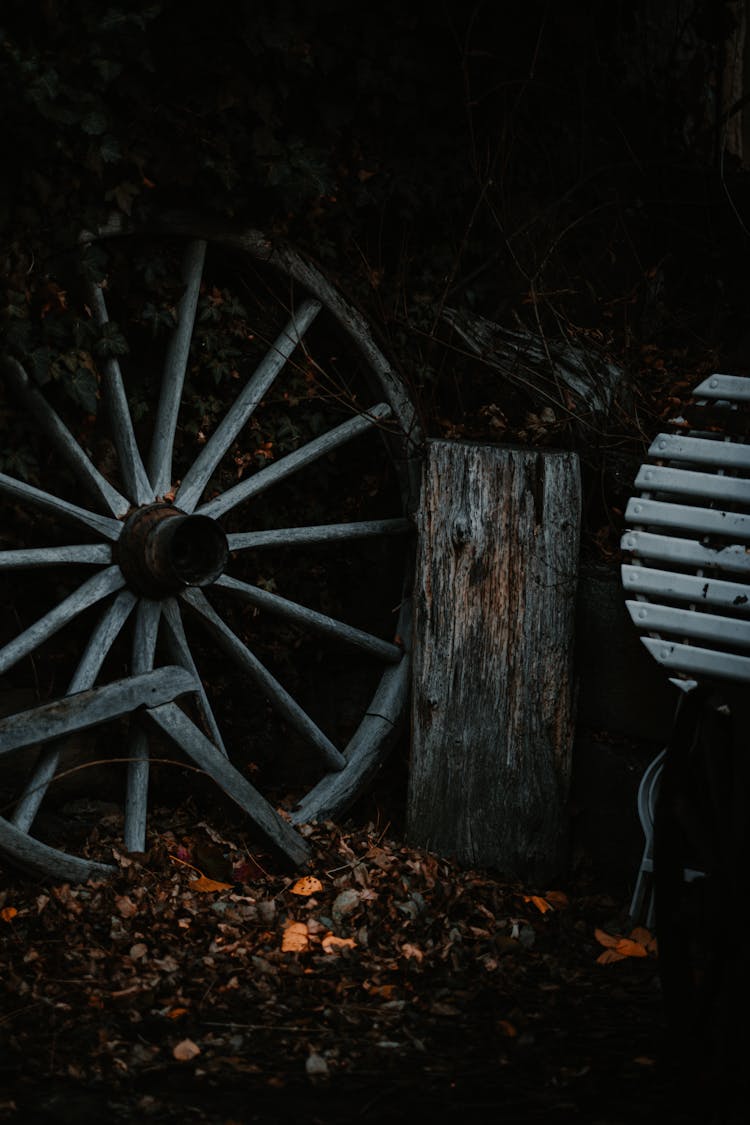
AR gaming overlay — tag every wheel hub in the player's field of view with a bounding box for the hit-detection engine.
[117,503,228,597]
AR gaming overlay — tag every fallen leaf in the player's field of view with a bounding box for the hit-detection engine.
[401,943,423,962]
[595,928,649,962]
[166,1007,189,1020]
[1,907,18,923]
[321,933,357,954]
[115,895,138,918]
[594,927,619,949]
[281,920,310,952]
[498,1019,518,1038]
[544,890,569,909]
[190,875,233,894]
[332,889,360,920]
[521,895,553,914]
[305,1050,329,1082]
[173,1038,201,1062]
[290,876,324,897]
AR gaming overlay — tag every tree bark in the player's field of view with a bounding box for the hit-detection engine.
[407,440,580,884]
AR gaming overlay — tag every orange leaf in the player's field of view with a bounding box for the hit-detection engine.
[190,875,233,893]
[497,1019,518,1038]
[613,938,648,959]
[290,876,323,897]
[166,1007,189,1020]
[594,927,620,949]
[1,906,18,922]
[544,890,569,909]
[321,933,357,954]
[597,948,627,965]
[522,895,553,914]
[281,920,309,952]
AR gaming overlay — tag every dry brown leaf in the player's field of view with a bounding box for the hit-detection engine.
[281,920,310,952]
[173,1038,201,1061]
[290,876,324,897]
[115,895,138,918]
[544,890,569,909]
[497,1019,518,1038]
[401,942,423,962]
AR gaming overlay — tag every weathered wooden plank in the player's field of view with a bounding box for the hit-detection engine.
[625,497,750,541]
[625,600,750,650]
[621,530,750,574]
[693,373,750,401]
[622,564,750,613]
[635,464,750,504]
[146,702,310,867]
[648,431,750,469]
[640,636,750,682]
[407,440,580,883]
[0,666,196,755]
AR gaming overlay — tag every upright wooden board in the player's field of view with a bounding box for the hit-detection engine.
[407,440,580,883]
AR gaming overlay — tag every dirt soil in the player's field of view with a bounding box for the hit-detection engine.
[0,802,722,1125]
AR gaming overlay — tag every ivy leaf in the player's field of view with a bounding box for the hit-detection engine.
[94,322,129,358]
[65,366,99,414]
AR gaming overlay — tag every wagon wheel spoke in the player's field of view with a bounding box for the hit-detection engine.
[12,590,138,832]
[0,473,122,540]
[1,357,130,517]
[161,597,228,757]
[292,598,412,825]
[175,298,322,513]
[215,574,403,663]
[148,240,207,496]
[0,666,197,757]
[227,517,410,551]
[180,587,346,772]
[146,702,310,866]
[198,402,392,520]
[86,278,153,505]
[124,599,162,853]
[0,566,125,676]
[0,544,113,569]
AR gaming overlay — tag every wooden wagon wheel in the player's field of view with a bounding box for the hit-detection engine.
[0,219,421,882]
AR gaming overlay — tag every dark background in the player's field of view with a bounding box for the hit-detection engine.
[3,0,750,419]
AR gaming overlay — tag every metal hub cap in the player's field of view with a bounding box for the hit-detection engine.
[117,504,229,596]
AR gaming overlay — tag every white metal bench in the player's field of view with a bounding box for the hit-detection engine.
[622,372,750,927]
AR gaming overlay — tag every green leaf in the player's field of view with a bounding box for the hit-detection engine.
[65,367,99,414]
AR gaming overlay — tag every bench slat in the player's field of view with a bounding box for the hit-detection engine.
[692,374,750,402]
[634,464,750,504]
[622,564,750,613]
[626,600,750,649]
[648,433,750,470]
[625,497,750,541]
[621,530,750,574]
[640,636,750,682]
